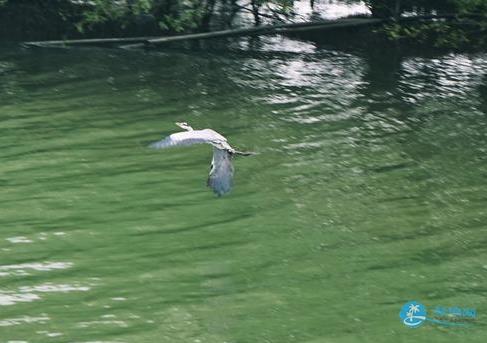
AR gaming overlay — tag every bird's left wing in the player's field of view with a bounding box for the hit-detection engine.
[207,148,234,196]
[149,130,216,149]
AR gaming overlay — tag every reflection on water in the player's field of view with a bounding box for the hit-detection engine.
[237,0,369,26]
[0,32,486,342]
[296,0,370,20]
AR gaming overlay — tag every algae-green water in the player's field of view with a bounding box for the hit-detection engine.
[0,38,486,342]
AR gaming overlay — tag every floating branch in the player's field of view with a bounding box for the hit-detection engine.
[23,36,160,48]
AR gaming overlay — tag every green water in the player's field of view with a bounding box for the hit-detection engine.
[0,38,486,343]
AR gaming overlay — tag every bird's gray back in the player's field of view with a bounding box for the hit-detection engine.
[150,129,227,149]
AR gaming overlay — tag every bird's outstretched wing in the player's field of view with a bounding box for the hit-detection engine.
[149,129,226,149]
[207,148,234,196]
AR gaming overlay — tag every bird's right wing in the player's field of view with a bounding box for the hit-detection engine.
[149,130,217,149]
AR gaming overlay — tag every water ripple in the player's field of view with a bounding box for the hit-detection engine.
[0,282,91,306]
[0,261,72,275]
[0,315,50,327]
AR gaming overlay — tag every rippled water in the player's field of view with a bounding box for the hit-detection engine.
[1,33,486,343]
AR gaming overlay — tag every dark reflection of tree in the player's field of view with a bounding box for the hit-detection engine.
[479,74,487,115]
[304,27,411,114]
[355,42,404,113]
[349,40,452,161]
[355,42,470,128]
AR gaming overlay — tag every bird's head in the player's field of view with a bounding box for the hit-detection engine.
[175,122,193,131]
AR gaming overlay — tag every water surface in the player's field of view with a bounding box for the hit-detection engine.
[0,35,486,342]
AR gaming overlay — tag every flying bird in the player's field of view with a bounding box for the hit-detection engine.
[150,122,253,196]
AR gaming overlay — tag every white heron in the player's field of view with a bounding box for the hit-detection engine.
[149,122,253,196]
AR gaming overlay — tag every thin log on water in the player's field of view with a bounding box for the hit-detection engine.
[23,20,347,48]
[23,36,161,48]
[120,26,273,49]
